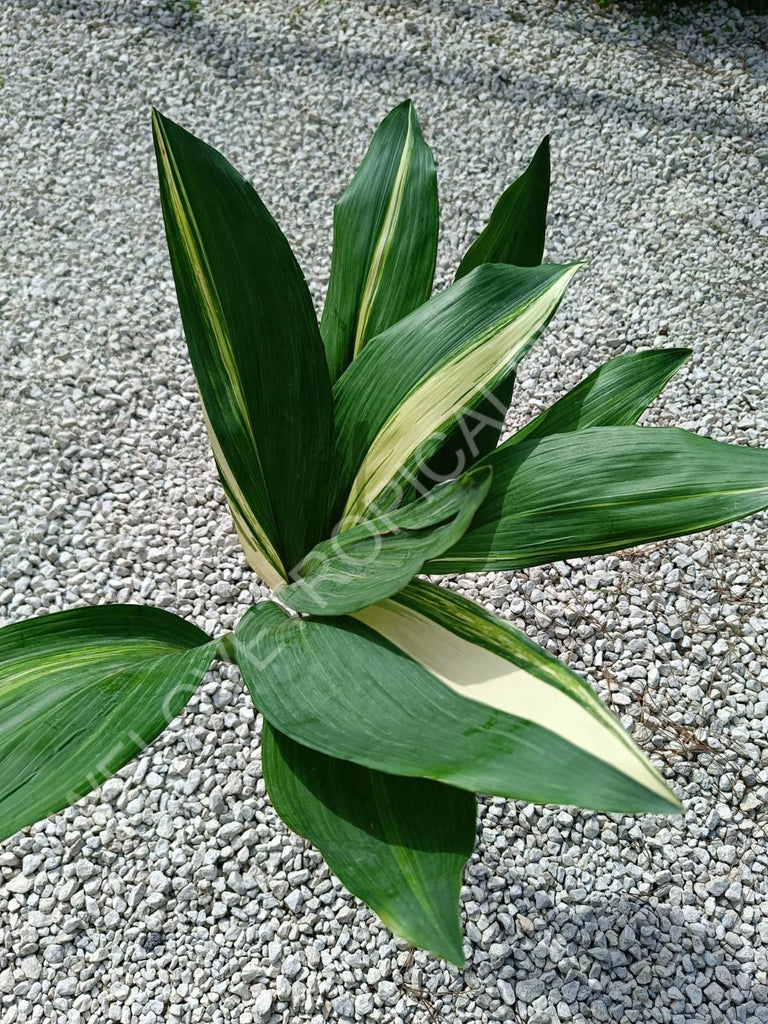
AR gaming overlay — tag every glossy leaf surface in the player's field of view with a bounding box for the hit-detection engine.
[153,110,335,583]
[333,262,581,522]
[321,101,438,383]
[279,467,491,615]
[419,136,551,485]
[428,426,768,573]
[0,605,216,842]
[456,135,550,278]
[263,723,476,965]
[235,592,678,814]
[510,348,691,445]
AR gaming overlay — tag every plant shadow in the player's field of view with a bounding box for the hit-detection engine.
[7,0,766,151]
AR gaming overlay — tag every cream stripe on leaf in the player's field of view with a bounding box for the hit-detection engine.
[412,136,551,498]
[201,406,285,589]
[320,101,438,384]
[356,580,674,808]
[152,110,335,579]
[234,595,680,814]
[425,426,768,574]
[418,349,692,575]
[413,346,689,506]
[0,605,218,842]
[262,724,476,966]
[333,261,581,525]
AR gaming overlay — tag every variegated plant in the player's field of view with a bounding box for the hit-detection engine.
[2,102,767,966]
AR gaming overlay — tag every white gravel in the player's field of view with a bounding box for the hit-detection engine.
[1,0,767,1022]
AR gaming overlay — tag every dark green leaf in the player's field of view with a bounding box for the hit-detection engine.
[0,605,216,842]
[234,594,679,814]
[279,467,491,616]
[510,348,691,444]
[414,346,689,500]
[152,110,335,582]
[427,426,768,573]
[415,137,551,490]
[321,101,439,383]
[410,373,516,497]
[456,135,550,279]
[263,723,475,965]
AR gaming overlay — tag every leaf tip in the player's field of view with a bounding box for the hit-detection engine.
[446,948,466,970]
[564,260,588,281]
[664,791,685,815]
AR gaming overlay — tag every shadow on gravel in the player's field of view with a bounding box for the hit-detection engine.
[7,0,766,146]
[495,896,759,1019]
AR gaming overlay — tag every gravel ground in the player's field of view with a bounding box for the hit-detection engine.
[1,0,767,1022]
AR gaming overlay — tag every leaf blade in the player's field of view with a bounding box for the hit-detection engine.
[263,723,475,965]
[414,345,688,500]
[510,348,691,444]
[152,110,335,579]
[234,594,679,814]
[279,467,492,615]
[415,137,552,489]
[426,426,768,573]
[0,605,216,842]
[456,134,550,279]
[333,262,581,522]
[321,101,439,383]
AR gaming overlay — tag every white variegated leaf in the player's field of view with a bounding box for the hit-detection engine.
[333,262,582,524]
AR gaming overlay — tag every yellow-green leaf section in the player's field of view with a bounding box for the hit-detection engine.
[352,104,420,356]
[337,262,582,524]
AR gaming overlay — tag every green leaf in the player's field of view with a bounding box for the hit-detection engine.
[413,137,552,493]
[321,101,439,383]
[412,346,688,501]
[152,110,335,584]
[262,723,475,965]
[234,591,679,814]
[333,262,581,523]
[509,348,691,445]
[456,134,550,279]
[0,605,217,842]
[279,467,492,616]
[427,426,768,574]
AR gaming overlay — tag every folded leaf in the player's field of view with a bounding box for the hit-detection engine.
[234,593,679,814]
[456,135,550,279]
[152,110,335,584]
[509,348,691,445]
[0,605,217,842]
[415,137,551,491]
[263,723,475,965]
[321,100,438,383]
[427,426,768,573]
[279,467,492,616]
[333,262,581,523]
